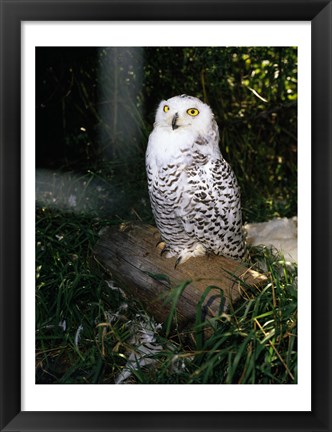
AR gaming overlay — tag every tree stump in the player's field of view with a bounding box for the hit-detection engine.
[93,223,267,329]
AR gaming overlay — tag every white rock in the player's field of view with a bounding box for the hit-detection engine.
[244,217,297,263]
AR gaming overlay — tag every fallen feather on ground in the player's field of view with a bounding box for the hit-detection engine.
[115,316,163,384]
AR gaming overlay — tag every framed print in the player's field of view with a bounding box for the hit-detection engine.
[1,0,331,431]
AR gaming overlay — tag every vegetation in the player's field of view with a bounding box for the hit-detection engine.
[36,47,297,384]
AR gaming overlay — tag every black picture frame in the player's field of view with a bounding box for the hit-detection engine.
[0,1,331,431]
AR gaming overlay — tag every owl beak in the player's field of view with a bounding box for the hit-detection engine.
[172,113,179,130]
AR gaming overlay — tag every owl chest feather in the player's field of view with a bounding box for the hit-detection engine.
[147,127,197,166]
[147,129,197,201]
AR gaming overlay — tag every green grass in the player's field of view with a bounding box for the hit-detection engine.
[36,203,297,385]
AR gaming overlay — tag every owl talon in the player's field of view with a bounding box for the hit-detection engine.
[174,256,182,269]
[160,245,170,256]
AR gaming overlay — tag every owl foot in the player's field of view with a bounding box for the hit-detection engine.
[174,244,206,268]
[174,256,182,268]
[156,240,166,249]
[160,244,176,259]
[156,240,172,257]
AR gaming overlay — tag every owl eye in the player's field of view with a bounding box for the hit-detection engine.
[187,108,199,116]
[163,105,170,113]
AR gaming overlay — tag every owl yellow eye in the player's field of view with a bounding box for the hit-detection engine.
[187,108,199,116]
[163,105,170,113]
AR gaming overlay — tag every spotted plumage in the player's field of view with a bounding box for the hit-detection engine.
[145,95,246,265]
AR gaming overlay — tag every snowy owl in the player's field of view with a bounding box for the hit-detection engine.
[146,94,246,265]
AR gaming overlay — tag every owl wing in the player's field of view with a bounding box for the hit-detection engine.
[178,152,245,259]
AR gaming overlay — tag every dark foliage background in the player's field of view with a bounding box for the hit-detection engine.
[36,46,297,223]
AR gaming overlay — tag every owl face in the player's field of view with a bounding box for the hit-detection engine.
[154,95,214,135]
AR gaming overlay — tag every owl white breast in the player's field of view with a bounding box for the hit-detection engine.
[145,94,246,265]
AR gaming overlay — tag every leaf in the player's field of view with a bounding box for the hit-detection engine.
[145,272,171,285]
[164,280,191,337]
[194,285,225,350]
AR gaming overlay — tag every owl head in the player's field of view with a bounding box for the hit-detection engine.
[154,95,216,135]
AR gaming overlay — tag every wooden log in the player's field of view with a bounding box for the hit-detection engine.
[93,222,267,329]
